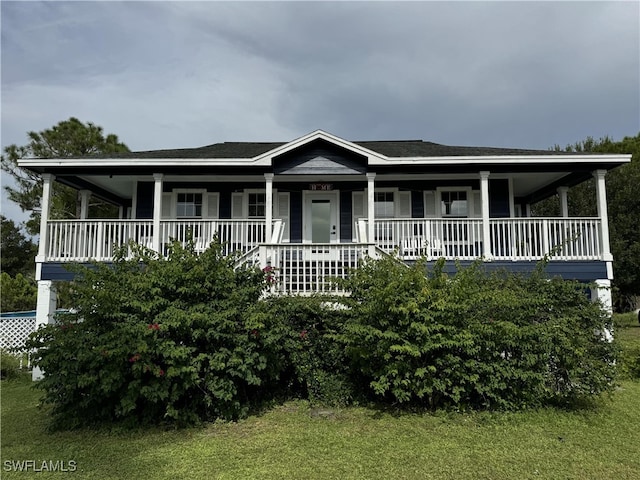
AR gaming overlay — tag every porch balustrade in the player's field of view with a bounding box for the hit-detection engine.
[44,219,277,261]
[257,243,371,294]
[44,217,604,263]
[364,217,604,261]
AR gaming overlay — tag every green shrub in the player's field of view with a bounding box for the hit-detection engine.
[252,296,353,406]
[0,349,22,380]
[335,255,617,410]
[27,240,281,428]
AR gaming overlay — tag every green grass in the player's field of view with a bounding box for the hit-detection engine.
[2,314,640,480]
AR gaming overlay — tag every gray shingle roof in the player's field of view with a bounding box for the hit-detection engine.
[89,139,570,159]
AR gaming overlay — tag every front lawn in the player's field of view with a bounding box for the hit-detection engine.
[1,381,639,479]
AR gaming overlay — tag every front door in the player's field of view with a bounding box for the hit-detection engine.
[304,192,339,243]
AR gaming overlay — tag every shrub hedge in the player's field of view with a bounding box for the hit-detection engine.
[27,243,618,428]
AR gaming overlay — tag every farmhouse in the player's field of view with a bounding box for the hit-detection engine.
[19,130,630,331]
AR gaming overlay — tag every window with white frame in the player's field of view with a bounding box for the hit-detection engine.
[248,193,266,218]
[374,191,395,218]
[441,190,468,217]
[176,193,203,218]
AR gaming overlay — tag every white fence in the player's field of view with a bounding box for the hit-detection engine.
[0,315,36,368]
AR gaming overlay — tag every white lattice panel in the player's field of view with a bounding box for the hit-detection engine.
[0,316,37,350]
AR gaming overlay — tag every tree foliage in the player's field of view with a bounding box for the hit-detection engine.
[532,133,640,310]
[1,118,129,235]
[1,273,37,312]
[0,215,37,277]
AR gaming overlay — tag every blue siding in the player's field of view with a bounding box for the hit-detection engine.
[411,190,424,218]
[420,260,607,282]
[41,263,95,281]
[289,191,303,242]
[219,191,231,219]
[340,191,353,242]
[42,260,608,283]
[136,182,154,219]
[489,179,510,218]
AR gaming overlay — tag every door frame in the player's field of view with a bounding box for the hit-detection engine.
[302,190,340,243]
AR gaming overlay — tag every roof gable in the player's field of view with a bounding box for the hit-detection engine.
[273,138,367,175]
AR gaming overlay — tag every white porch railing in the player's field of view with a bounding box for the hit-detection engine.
[258,243,373,294]
[45,220,154,261]
[366,217,604,261]
[369,218,484,260]
[45,219,280,261]
[159,219,278,256]
[490,218,602,261]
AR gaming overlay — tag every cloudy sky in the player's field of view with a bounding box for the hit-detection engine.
[1,1,639,224]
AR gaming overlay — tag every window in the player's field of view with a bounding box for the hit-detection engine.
[441,191,468,217]
[248,193,266,218]
[176,193,202,218]
[374,192,395,218]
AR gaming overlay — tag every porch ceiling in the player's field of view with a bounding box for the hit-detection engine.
[62,170,583,204]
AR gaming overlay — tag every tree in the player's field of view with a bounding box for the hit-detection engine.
[0,273,37,312]
[532,133,640,310]
[1,118,130,235]
[0,215,37,277]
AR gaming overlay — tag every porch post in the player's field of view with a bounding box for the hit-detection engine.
[591,279,613,316]
[593,170,613,262]
[32,280,57,381]
[152,173,164,253]
[79,190,91,219]
[525,203,531,217]
[557,186,569,218]
[265,173,274,243]
[35,173,55,279]
[367,173,376,248]
[480,171,492,259]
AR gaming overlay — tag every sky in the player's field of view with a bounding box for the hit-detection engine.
[1,0,639,225]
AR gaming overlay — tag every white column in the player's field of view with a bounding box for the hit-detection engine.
[118,205,124,219]
[36,174,55,279]
[152,173,164,253]
[480,171,492,260]
[557,186,569,218]
[525,203,531,218]
[593,170,612,261]
[79,190,91,219]
[32,280,57,381]
[265,173,274,243]
[366,173,376,246]
[591,279,613,316]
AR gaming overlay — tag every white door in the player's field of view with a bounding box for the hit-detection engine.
[304,192,339,244]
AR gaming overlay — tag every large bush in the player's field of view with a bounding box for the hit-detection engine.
[28,244,618,428]
[252,296,353,406]
[336,256,617,410]
[27,241,283,428]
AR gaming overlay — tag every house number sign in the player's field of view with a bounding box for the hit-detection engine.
[309,183,333,191]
